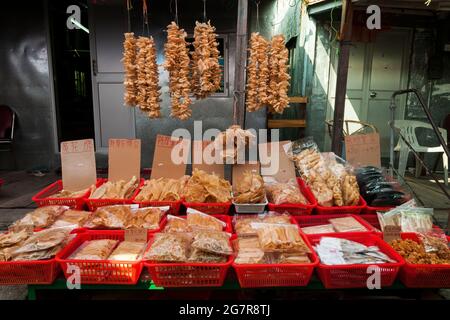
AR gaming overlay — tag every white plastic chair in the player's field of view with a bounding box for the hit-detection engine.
[394,120,448,186]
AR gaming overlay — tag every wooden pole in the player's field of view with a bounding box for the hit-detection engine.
[233,0,249,127]
[331,0,353,155]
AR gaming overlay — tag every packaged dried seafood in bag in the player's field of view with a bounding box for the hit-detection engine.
[390,235,450,264]
[122,32,138,106]
[0,229,30,248]
[164,22,192,120]
[400,208,433,233]
[89,176,139,200]
[10,206,68,230]
[418,230,450,256]
[329,216,368,233]
[186,208,225,231]
[301,224,335,235]
[125,206,168,230]
[233,170,265,204]
[163,215,191,233]
[187,248,227,263]
[233,237,266,264]
[264,177,308,205]
[52,209,91,228]
[84,205,134,229]
[315,237,396,265]
[253,223,310,253]
[12,227,71,255]
[191,230,233,255]
[108,241,147,261]
[273,252,311,264]
[233,212,291,236]
[70,239,119,260]
[135,176,189,202]
[191,21,221,99]
[144,233,191,262]
[184,169,231,203]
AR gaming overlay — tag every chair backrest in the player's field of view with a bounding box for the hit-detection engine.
[0,105,14,140]
[394,119,447,148]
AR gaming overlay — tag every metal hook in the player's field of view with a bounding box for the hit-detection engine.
[203,0,207,22]
[175,0,179,25]
[255,0,260,32]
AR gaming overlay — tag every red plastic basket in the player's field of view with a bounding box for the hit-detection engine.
[144,234,233,287]
[0,259,60,285]
[396,233,450,288]
[233,233,318,288]
[85,178,145,211]
[267,178,317,215]
[56,230,144,285]
[294,214,376,236]
[32,180,96,210]
[308,233,404,288]
[182,201,231,215]
[315,196,367,215]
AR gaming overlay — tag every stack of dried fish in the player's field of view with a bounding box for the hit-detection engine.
[191,21,221,99]
[246,33,270,112]
[123,33,138,106]
[213,125,256,163]
[135,176,189,202]
[184,169,232,203]
[89,176,138,200]
[136,36,161,118]
[267,35,290,114]
[10,206,68,230]
[164,22,192,120]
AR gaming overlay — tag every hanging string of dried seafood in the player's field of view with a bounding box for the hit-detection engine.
[136,36,150,111]
[145,36,161,118]
[123,33,138,107]
[246,32,270,112]
[267,34,290,114]
[191,21,221,99]
[164,22,192,120]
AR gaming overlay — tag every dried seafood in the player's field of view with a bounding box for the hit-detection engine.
[164,22,192,120]
[123,33,138,106]
[213,125,256,163]
[89,176,138,200]
[233,171,265,204]
[52,209,91,228]
[10,206,67,230]
[267,34,290,114]
[108,241,147,261]
[265,179,308,205]
[191,21,221,99]
[70,239,119,260]
[135,176,189,202]
[84,205,132,229]
[184,169,231,203]
[125,207,165,230]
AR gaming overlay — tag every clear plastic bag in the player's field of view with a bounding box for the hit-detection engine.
[70,239,119,260]
[186,208,226,231]
[329,216,368,233]
[84,205,136,229]
[52,209,91,228]
[191,230,233,255]
[400,208,433,233]
[108,241,147,261]
[233,212,291,236]
[264,177,308,205]
[252,223,310,253]
[126,206,168,230]
[233,237,266,264]
[144,233,191,262]
[163,215,191,233]
[301,224,335,235]
[10,206,68,230]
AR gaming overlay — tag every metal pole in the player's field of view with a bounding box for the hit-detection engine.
[331,0,353,156]
[233,0,249,127]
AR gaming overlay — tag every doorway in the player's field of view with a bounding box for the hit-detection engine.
[48,0,95,146]
[326,28,412,157]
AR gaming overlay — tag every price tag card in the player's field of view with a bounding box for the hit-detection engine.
[150,135,190,179]
[383,225,402,243]
[61,139,97,191]
[108,139,141,182]
[192,140,225,178]
[259,141,296,183]
[124,228,148,243]
[345,133,381,167]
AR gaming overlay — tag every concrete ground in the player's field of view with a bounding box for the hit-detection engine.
[0,170,449,300]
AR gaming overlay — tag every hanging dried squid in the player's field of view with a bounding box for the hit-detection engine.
[191,21,221,99]
[164,22,192,120]
[267,34,290,114]
[122,33,138,106]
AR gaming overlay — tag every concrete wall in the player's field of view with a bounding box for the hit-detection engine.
[0,1,56,171]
